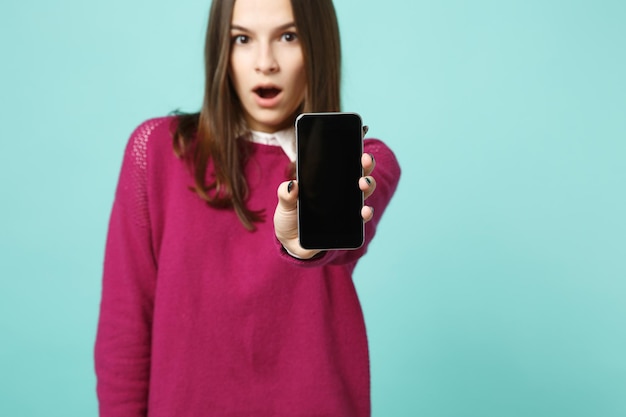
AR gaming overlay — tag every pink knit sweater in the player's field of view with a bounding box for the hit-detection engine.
[95,116,401,417]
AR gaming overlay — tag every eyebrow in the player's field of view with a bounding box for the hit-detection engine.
[230,22,297,32]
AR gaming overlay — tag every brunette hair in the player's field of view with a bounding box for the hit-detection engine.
[174,0,342,230]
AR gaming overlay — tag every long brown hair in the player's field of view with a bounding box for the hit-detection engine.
[174,0,342,230]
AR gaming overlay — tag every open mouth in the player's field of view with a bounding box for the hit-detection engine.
[254,87,281,99]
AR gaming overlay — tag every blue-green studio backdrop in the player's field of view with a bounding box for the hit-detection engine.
[1,0,625,416]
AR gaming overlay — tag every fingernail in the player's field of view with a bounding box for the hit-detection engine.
[287,180,294,194]
[370,206,375,217]
[368,153,375,163]
[365,177,371,185]
[362,126,369,136]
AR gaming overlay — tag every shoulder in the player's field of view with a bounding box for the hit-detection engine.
[364,138,395,156]
[364,138,401,179]
[123,116,180,165]
[127,116,178,152]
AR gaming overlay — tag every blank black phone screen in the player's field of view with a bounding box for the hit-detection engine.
[296,112,364,250]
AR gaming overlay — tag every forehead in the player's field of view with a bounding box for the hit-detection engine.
[231,0,295,27]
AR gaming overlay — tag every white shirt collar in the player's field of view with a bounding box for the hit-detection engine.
[248,127,296,162]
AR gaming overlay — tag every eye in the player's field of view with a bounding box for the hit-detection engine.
[232,34,250,45]
[281,32,298,42]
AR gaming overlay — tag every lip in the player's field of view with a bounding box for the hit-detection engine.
[252,83,283,108]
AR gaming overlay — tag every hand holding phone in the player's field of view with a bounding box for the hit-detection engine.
[296,112,364,250]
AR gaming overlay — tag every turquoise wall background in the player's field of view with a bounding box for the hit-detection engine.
[1,0,624,416]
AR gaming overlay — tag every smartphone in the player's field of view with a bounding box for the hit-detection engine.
[296,112,364,250]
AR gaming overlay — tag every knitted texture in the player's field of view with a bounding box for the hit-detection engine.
[95,116,401,417]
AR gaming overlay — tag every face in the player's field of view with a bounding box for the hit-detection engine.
[229,0,306,133]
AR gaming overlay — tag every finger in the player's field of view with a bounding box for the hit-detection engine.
[361,205,374,223]
[359,175,377,200]
[276,180,298,211]
[362,125,369,137]
[362,153,376,176]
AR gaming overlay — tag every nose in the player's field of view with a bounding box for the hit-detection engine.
[255,43,279,74]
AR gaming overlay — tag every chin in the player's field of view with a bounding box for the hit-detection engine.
[252,116,293,132]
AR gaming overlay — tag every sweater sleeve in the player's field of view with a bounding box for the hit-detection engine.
[95,119,164,417]
[276,138,401,267]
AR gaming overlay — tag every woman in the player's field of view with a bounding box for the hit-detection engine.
[95,0,401,415]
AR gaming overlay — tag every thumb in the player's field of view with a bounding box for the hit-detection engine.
[276,180,298,211]
[274,180,300,245]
